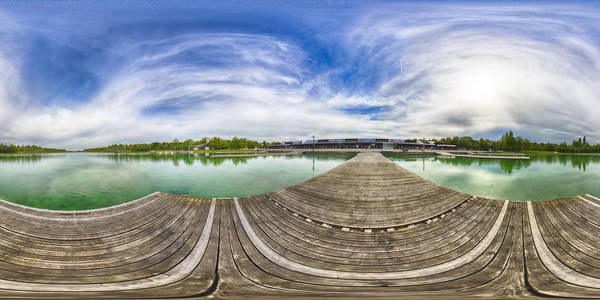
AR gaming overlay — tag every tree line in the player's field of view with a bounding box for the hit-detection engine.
[437,131,600,153]
[6,133,600,154]
[83,137,279,153]
[0,144,66,154]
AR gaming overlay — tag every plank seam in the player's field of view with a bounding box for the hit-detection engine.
[234,197,508,280]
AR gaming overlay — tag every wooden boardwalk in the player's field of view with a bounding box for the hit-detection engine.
[267,152,470,228]
[0,152,599,298]
[434,151,530,160]
[0,193,219,298]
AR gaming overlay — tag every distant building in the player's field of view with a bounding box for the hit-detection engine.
[268,138,456,150]
[194,143,210,150]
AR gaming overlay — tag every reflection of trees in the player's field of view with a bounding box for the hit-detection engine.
[102,154,255,167]
[527,154,600,172]
[435,157,532,175]
[433,154,600,174]
[498,160,532,175]
[563,155,600,171]
[0,154,58,164]
[299,153,353,161]
[2,153,352,168]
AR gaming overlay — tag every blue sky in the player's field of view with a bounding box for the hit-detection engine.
[1,0,600,149]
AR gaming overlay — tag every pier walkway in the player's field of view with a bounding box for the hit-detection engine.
[0,152,599,298]
[434,151,531,160]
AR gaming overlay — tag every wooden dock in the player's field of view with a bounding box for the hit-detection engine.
[434,151,531,160]
[0,152,599,299]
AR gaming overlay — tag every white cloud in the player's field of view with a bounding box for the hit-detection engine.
[345,4,600,141]
[0,13,27,140]
[1,32,390,149]
[2,4,600,148]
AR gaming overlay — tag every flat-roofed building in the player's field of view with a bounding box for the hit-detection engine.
[268,138,456,150]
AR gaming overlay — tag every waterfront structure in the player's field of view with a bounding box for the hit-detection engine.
[194,142,210,150]
[268,138,457,150]
[0,152,598,298]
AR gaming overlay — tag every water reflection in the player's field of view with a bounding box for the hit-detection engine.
[99,153,351,167]
[0,154,63,164]
[389,153,600,201]
[0,152,351,210]
[6,153,598,174]
[0,152,352,169]
[530,154,600,171]
[391,154,599,175]
[436,157,532,175]
[102,153,254,166]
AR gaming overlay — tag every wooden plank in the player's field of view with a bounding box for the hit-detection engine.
[233,197,509,280]
[526,202,600,288]
[267,152,469,228]
[0,198,216,292]
[1,150,600,298]
[240,196,499,271]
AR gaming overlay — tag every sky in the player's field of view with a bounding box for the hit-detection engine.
[1,0,600,149]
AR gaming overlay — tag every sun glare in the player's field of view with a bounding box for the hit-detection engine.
[453,62,514,105]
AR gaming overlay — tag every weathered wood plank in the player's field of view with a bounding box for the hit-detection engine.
[1,151,600,299]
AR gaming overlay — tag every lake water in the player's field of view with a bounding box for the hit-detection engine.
[389,154,600,201]
[2,152,600,210]
[0,153,350,210]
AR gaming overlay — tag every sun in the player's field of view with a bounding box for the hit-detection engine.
[452,61,515,105]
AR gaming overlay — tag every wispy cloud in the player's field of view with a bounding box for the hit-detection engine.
[1,1,600,149]
[344,3,600,141]
[1,29,388,148]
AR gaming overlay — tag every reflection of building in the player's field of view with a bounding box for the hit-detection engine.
[268,138,456,150]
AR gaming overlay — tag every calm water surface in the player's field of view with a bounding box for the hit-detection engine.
[0,153,350,210]
[390,154,600,201]
[3,152,600,210]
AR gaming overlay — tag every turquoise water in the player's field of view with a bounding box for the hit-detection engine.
[0,153,350,210]
[389,154,600,201]
[3,152,600,210]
